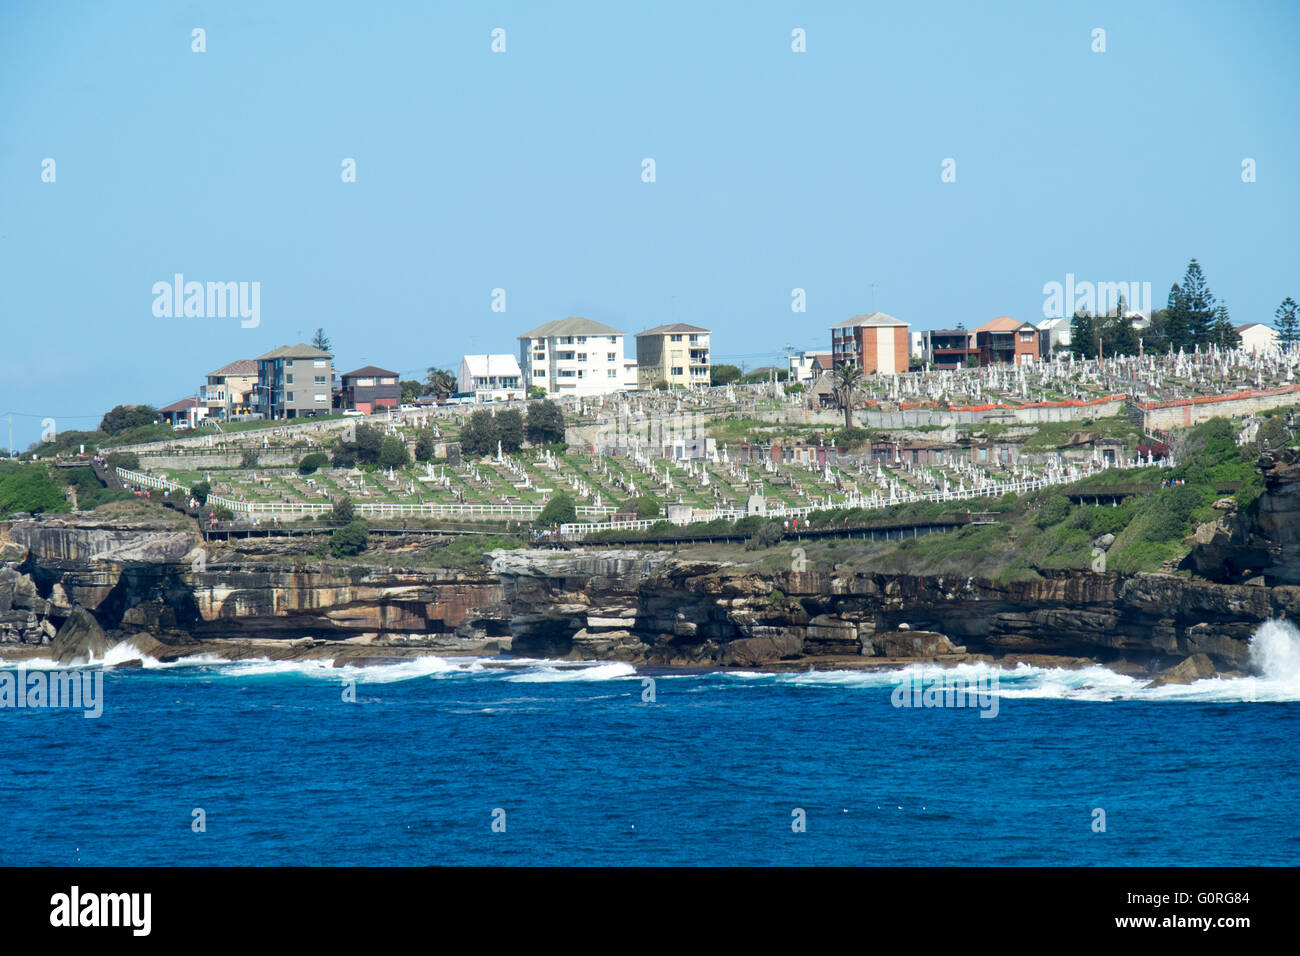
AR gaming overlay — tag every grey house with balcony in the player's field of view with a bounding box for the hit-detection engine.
[253,343,335,419]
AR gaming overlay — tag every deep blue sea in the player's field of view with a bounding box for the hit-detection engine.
[2,621,1298,866]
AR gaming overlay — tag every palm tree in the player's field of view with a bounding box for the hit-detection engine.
[833,363,863,429]
[424,367,457,399]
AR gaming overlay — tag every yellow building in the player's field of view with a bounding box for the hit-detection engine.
[635,324,711,388]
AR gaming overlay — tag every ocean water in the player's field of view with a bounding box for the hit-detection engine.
[2,621,1298,866]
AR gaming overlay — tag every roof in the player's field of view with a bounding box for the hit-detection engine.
[461,354,523,378]
[256,343,333,360]
[635,323,710,337]
[831,312,908,330]
[158,398,198,413]
[1036,318,1071,330]
[930,329,971,338]
[520,317,624,338]
[975,316,1035,333]
[341,365,398,379]
[808,372,836,394]
[1236,323,1272,332]
[207,359,257,377]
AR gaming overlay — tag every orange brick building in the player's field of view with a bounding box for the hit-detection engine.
[974,316,1038,366]
[830,312,910,374]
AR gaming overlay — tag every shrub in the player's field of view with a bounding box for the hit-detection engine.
[213,505,234,520]
[1033,494,1072,529]
[190,481,212,506]
[331,495,355,524]
[105,451,139,472]
[525,400,565,446]
[537,492,576,527]
[745,520,785,550]
[240,450,260,468]
[626,495,662,518]
[414,429,437,462]
[0,464,70,516]
[378,437,410,469]
[330,520,369,557]
[496,410,525,452]
[298,452,329,474]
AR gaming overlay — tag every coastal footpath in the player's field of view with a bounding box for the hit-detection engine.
[1,446,1297,683]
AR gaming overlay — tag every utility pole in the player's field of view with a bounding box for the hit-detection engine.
[7,413,12,459]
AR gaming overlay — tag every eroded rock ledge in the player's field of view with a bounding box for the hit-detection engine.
[2,517,1295,675]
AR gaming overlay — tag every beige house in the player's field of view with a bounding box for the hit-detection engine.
[200,359,258,420]
[635,323,711,388]
[1237,323,1278,355]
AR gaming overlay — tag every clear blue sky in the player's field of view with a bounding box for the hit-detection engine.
[2,0,1297,449]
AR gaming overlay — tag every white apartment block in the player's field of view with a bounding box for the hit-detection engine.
[518,317,631,397]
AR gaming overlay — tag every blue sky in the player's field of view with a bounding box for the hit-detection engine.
[2,0,1297,449]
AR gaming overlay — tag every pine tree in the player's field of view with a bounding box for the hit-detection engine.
[1179,259,1215,347]
[1276,297,1300,348]
[1160,283,1187,351]
[311,328,331,352]
[1069,310,1095,359]
[1210,304,1238,349]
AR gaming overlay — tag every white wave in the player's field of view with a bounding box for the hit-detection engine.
[503,661,638,683]
[198,654,490,682]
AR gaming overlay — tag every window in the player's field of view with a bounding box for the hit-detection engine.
[286,392,294,402]
[576,336,586,344]
[534,368,545,377]
[314,360,326,367]
[689,334,699,342]
[607,369,616,378]
[286,373,294,384]
[607,352,616,361]
[577,353,587,362]
[608,336,618,344]
[315,376,327,385]
[1020,331,1035,341]
[670,334,683,342]
[559,369,575,378]
[671,367,684,376]
[314,393,327,403]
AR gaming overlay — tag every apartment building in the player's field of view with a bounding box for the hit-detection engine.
[635,323,711,388]
[200,359,257,420]
[518,317,630,397]
[830,312,910,374]
[253,343,335,419]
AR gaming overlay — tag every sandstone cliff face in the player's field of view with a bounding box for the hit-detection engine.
[490,549,1295,669]
[3,495,1296,672]
[1187,447,1300,585]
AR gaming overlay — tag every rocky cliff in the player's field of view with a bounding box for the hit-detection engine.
[1186,446,1300,585]
[489,549,1297,670]
[4,446,1298,673]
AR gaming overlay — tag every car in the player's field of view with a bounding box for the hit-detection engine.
[342,409,365,417]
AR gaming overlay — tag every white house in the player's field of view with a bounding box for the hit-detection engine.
[458,354,524,402]
[1036,317,1072,353]
[1236,323,1278,355]
[518,317,631,397]
[787,350,833,384]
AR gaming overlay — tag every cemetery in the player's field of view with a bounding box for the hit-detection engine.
[109,345,1298,544]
